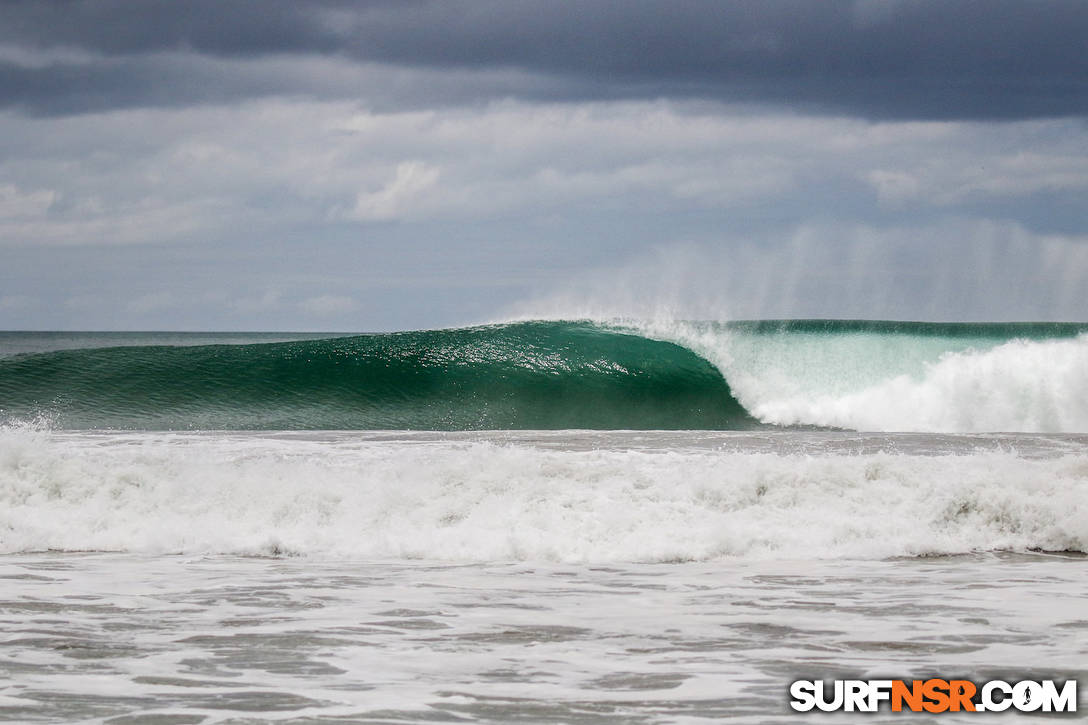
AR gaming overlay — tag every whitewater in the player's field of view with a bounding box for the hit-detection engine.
[626,319,1088,433]
[1,322,1086,722]
[2,428,1087,561]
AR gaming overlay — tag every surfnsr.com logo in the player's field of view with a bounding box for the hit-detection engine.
[789,679,1077,713]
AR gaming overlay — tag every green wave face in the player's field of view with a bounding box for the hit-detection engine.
[0,322,752,430]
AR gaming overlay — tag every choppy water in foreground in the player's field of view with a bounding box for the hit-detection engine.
[1,429,1086,722]
[1,552,1085,724]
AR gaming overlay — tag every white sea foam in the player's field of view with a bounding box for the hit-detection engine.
[631,321,1088,433]
[1,427,1085,561]
[741,336,1088,432]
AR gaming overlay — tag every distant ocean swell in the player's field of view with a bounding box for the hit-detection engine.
[1,319,1087,432]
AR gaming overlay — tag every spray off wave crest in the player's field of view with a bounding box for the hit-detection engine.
[1,320,1088,432]
[1,428,1085,561]
[635,320,1088,433]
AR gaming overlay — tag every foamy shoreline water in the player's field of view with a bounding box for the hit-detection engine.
[1,429,1086,722]
[0,551,1085,724]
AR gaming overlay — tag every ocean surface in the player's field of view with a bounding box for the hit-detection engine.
[3,320,1088,431]
[1,321,1086,723]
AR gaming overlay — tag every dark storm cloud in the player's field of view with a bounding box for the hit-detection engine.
[1,0,1087,118]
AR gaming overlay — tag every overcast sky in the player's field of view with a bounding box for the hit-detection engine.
[1,0,1086,330]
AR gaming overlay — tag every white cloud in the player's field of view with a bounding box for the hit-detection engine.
[349,161,441,221]
[2,99,1084,247]
[861,122,1088,206]
[1,96,1086,326]
[864,169,921,204]
[0,184,55,219]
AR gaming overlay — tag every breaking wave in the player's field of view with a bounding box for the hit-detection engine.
[1,319,1087,432]
[1,428,1085,560]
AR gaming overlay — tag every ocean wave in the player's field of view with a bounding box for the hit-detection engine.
[636,320,1088,433]
[1,320,1087,432]
[1,428,1084,561]
[0,322,750,430]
